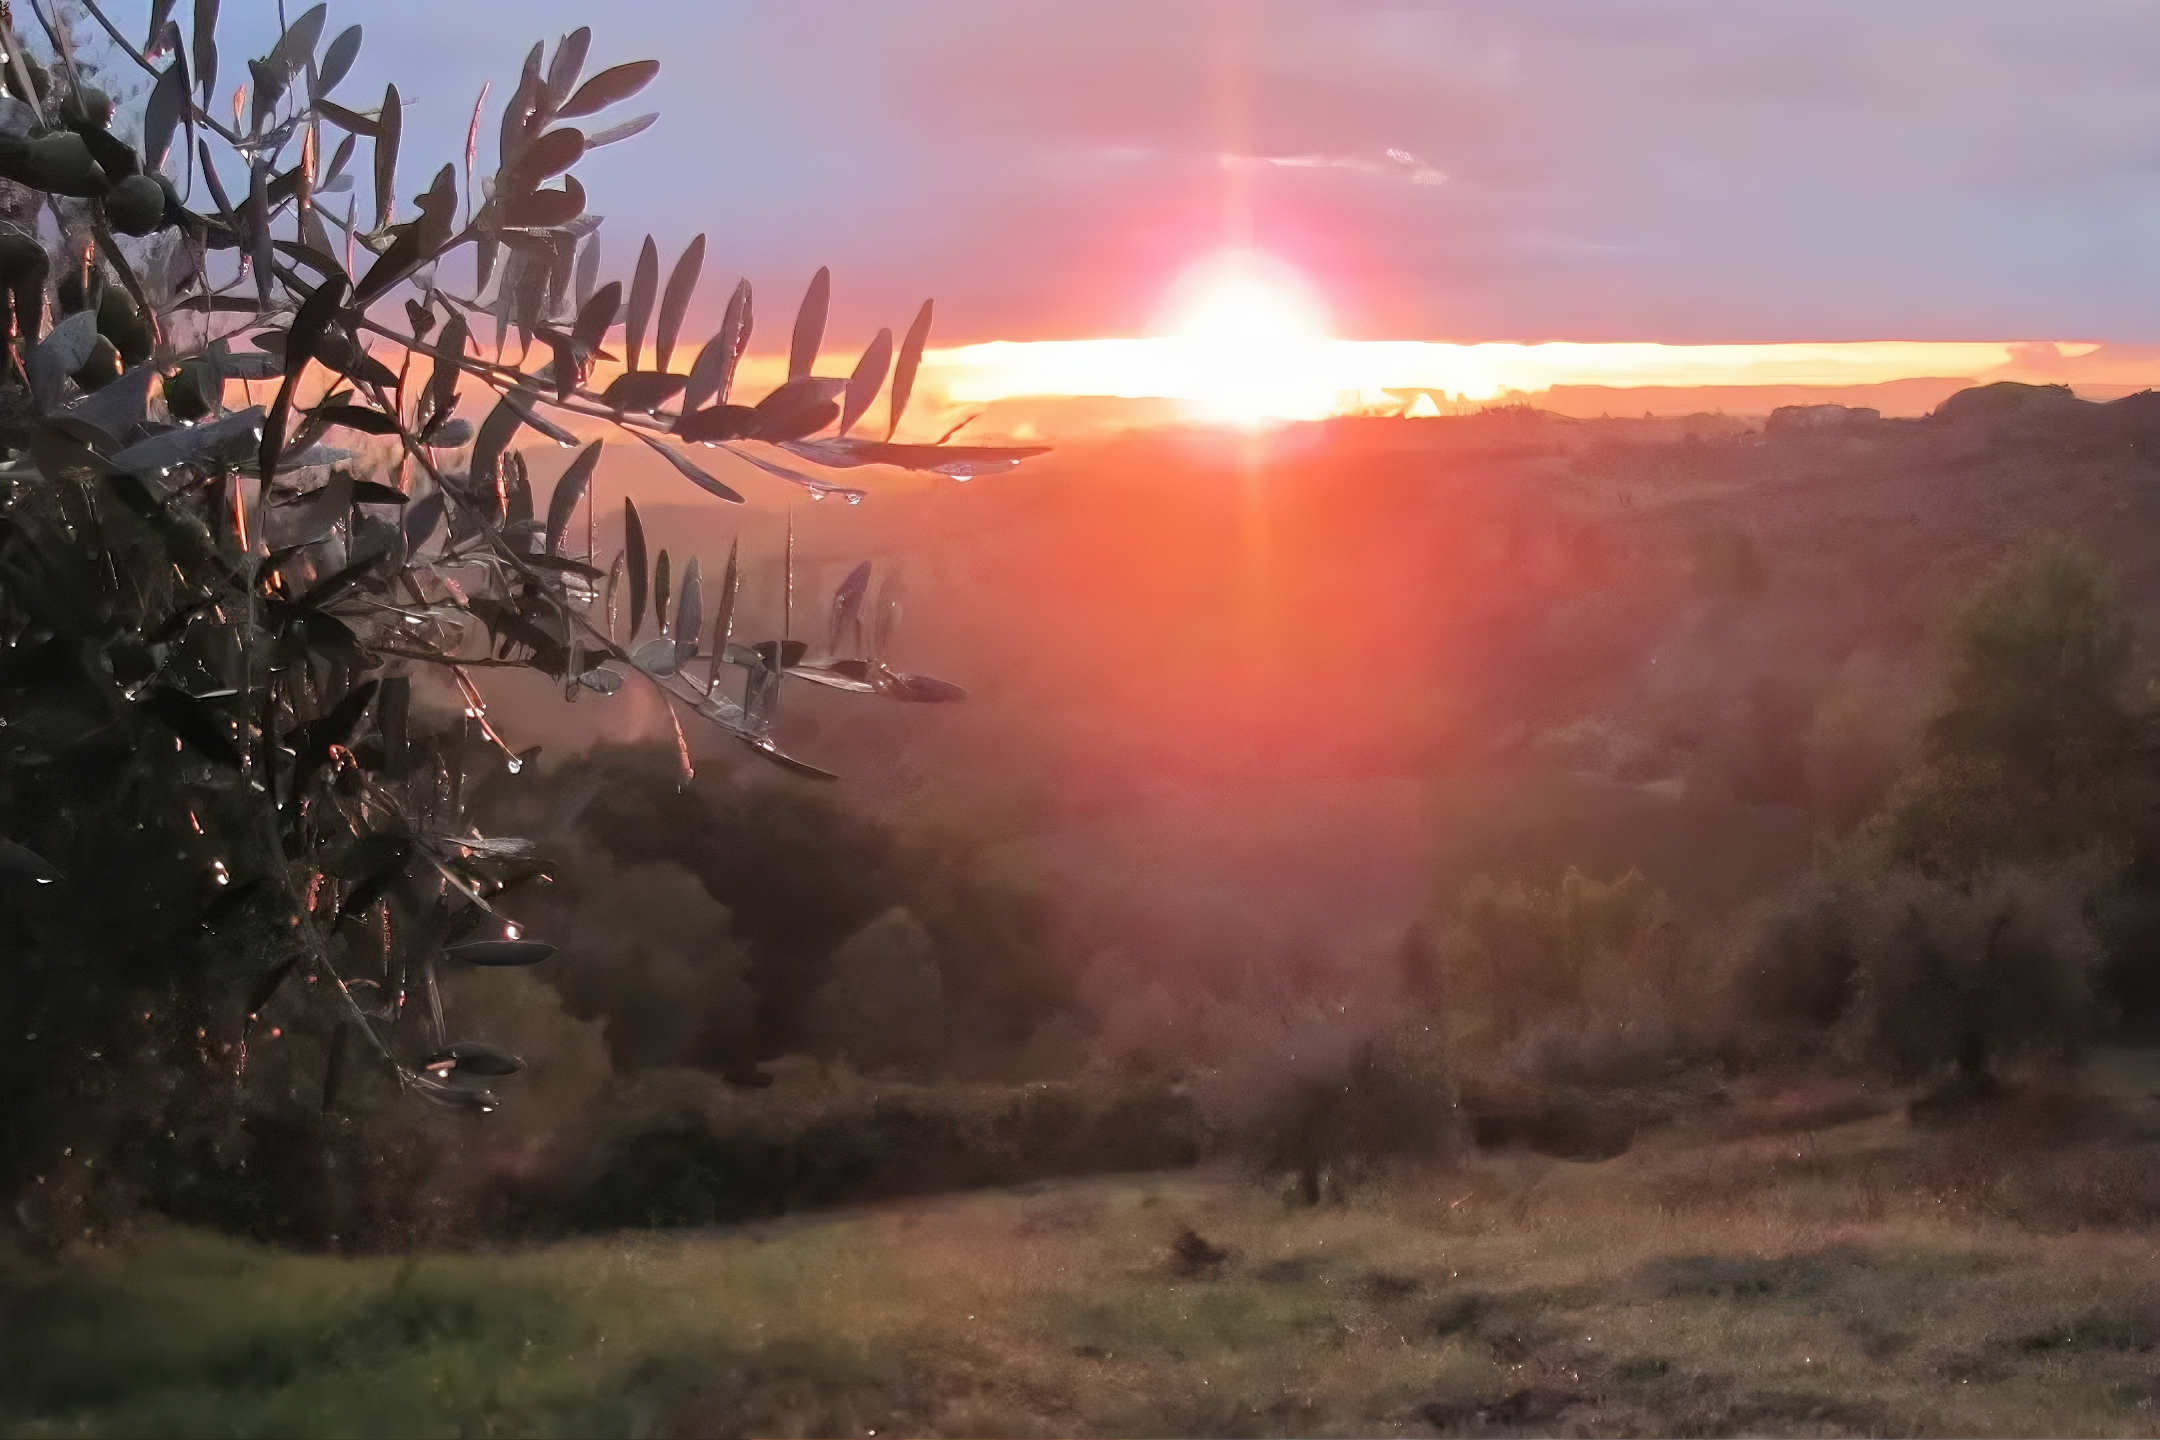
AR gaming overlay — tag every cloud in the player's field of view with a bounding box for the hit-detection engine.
[1224,149,1448,185]
[197,2,2160,344]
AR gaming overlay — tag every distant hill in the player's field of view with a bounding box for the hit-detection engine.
[485,380,2160,998]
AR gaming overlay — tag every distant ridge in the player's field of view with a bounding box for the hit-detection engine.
[1536,376,1976,420]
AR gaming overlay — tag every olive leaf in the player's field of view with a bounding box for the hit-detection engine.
[193,0,219,106]
[709,536,741,695]
[572,278,620,357]
[840,327,892,438]
[265,3,328,81]
[140,685,243,765]
[107,405,264,476]
[373,82,400,230]
[259,274,349,483]
[789,265,829,381]
[625,233,657,373]
[672,404,756,443]
[676,554,703,649]
[682,277,751,414]
[624,496,648,640]
[543,27,592,113]
[28,311,101,413]
[316,24,362,95]
[600,370,684,414]
[544,440,601,554]
[586,111,657,148]
[889,298,933,440]
[557,59,659,118]
[143,51,189,174]
[505,126,584,190]
[468,390,526,497]
[655,232,703,373]
[422,311,468,436]
[425,1041,524,1076]
[637,433,745,505]
[312,403,401,435]
[750,375,844,442]
[145,0,179,54]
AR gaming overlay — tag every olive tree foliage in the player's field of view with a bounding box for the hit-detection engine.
[0,2,1043,1192]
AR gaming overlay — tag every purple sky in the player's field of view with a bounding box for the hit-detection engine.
[200,2,2160,347]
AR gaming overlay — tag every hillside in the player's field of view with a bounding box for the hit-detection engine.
[481,383,2160,1000]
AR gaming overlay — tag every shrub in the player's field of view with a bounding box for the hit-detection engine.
[1437,867,1684,1054]
[1728,853,2107,1085]
[1844,861,2107,1083]
[1179,984,1461,1198]
[1243,1027,1463,1200]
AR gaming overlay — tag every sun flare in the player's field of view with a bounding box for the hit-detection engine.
[1163,251,1337,424]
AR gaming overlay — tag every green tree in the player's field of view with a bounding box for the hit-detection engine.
[1884,540,2147,877]
[806,906,945,1075]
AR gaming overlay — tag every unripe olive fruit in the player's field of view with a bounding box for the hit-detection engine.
[163,360,219,421]
[95,284,150,367]
[58,86,113,131]
[71,334,120,392]
[105,174,164,236]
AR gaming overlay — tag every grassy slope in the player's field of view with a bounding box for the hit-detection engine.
[15,1064,2160,1438]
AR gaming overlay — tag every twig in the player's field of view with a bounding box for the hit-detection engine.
[75,0,245,144]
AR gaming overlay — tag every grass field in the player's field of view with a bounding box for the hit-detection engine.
[13,1061,2160,1437]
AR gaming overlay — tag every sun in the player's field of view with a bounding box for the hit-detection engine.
[1162,251,1335,425]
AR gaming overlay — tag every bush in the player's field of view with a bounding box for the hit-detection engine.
[1844,861,2107,1083]
[1436,867,1684,1055]
[1730,849,2108,1085]
[1242,1027,1463,1200]
[1158,981,1464,1198]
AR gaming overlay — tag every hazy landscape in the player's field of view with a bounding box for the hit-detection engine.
[11,3,2160,1438]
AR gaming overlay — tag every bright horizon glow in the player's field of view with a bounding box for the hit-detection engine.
[1160,251,1333,425]
[925,337,2103,423]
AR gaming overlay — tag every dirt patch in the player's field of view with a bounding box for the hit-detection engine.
[1425,1291,1488,1338]
[1362,1268,1425,1302]
[2009,1302,2160,1355]
[1252,1255,1322,1284]
[1418,1385,1591,1437]
[1167,1224,1232,1277]
[1643,1244,1872,1300]
[1694,1389,1888,1437]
